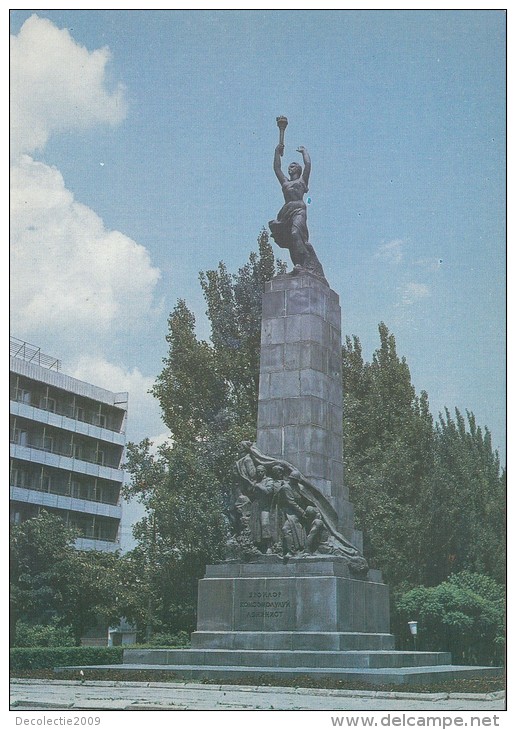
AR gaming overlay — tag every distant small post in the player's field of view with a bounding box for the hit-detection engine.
[408,620,418,652]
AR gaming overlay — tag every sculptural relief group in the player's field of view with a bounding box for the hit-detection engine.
[225,441,368,574]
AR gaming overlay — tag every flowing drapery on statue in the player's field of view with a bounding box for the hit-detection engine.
[228,441,368,573]
[268,118,327,281]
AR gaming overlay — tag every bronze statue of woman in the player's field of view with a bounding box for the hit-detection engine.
[269,142,326,281]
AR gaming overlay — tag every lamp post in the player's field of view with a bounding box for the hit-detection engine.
[408,620,418,652]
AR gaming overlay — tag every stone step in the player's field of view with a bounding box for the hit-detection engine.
[191,631,396,651]
[55,663,504,687]
[122,648,452,669]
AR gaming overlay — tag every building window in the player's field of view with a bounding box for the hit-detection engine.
[95,519,118,542]
[40,396,57,413]
[14,388,32,405]
[11,468,30,488]
[12,429,29,446]
[71,480,95,501]
[42,435,53,452]
[51,478,69,496]
[94,413,107,428]
[41,474,51,492]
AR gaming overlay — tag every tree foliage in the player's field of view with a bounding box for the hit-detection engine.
[342,324,505,591]
[122,439,227,636]
[124,232,286,635]
[342,323,435,587]
[393,571,505,665]
[10,511,78,639]
[10,511,124,645]
[14,619,75,648]
[422,409,506,585]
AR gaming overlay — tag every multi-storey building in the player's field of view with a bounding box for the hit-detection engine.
[9,337,128,552]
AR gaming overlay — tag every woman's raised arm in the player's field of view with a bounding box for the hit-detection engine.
[273,143,287,185]
[297,146,311,186]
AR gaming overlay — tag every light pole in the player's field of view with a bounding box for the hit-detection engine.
[408,620,418,652]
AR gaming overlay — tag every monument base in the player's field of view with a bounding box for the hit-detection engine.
[195,558,390,636]
[57,654,503,688]
[57,559,503,686]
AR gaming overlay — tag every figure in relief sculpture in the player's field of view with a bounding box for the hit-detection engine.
[270,465,307,556]
[228,441,368,573]
[249,465,274,554]
[305,507,325,554]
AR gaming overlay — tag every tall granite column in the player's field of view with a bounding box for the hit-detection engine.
[256,272,358,543]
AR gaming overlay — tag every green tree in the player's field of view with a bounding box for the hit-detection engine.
[123,439,227,636]
[151,300,227,445]
[10,512,123,645]
[61,549,125,645]
[422,408,506,585]
[342,323,435,587]
[394,571,505,665]
[342,325,505,591]
[124,233,286,636]
[14,618,75,648]
[10,512,79,642]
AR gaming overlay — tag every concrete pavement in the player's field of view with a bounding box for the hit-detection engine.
[10,679,506,711]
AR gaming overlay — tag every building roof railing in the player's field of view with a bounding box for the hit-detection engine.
[10,337,61,372]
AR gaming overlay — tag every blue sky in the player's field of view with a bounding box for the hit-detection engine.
[10,10,506,477]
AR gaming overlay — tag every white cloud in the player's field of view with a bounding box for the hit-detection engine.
[10,15,161,349]
[399,282,431,306]
[10,155,160,339]
[71,356,163,444]
[10,14,126,157]
[374,239,405,265]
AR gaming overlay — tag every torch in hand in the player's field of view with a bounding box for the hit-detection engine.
[276,116,288,156]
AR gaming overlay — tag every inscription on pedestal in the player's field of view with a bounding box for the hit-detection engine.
[197,566,390,634]
[240,590,292,620]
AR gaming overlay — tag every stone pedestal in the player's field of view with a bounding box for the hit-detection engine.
[195,559,390,639]
[256,273,356,541]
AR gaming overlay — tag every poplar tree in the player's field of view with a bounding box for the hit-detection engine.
[422,408,506,585]
[343,324,437,587]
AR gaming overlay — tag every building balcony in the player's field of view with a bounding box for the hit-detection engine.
[10,400,126,445]
[9,486,122,520]
[10,443,125,483]
[75,537,120,552]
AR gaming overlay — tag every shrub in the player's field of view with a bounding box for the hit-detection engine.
[14,621,75,648]
[10,646,123,671]
[393,571,505,665]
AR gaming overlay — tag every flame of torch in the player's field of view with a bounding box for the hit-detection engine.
[276,116,288,156]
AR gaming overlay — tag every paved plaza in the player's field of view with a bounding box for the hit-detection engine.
[10,679,506,712]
